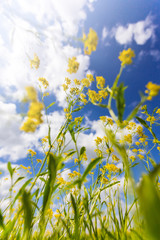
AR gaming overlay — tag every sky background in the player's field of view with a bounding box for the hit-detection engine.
[0,0,160,203]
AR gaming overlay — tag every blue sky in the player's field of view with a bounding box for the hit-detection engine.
[0,0,160,201]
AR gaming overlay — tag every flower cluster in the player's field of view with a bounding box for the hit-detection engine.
[145,82,160,100]
[118,48,135,66]
[67,57,79,74]
[38,77,49,89]
[20,86,44,132]
[30,53,40,69]
[83,28,98,55]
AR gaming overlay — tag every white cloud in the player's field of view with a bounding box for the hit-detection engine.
[150,50,160,61]
[113,15,156,45]
[0,0,97,162]
[0,0,95,106]
[102,26,108,41]
[138,49,160,62]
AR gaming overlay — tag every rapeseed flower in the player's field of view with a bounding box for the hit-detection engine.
[83,28,98,55]
[96,76,105,89]
[30,53,40,69]
[20,117,38,132]
[38,77,49,89]
[67,57,79,74]
[28,149,36,156]
[118,48,135,66]
[145,82,160,100]
[25,86,38,102]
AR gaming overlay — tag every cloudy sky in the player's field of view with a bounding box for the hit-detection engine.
[0,0,160,196]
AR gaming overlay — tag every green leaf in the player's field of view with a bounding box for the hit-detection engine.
[80,146,86,156]
[136,116,150,129]
[70,193,79,239]
[137,165,160,240]
[0,209,4,229]
[68,123,76,143]
[46,102,55,109]
[21,190,33,234]
[64,151,76,159]
[96,103,108,108]
[136,116,157,139]
[12,177,25,188]
[116,82,125,122]
[7,162,13,179]
[48,125,51,146]
[101,181,120,191]
[126,95,146,122]
[81,157,102,184]
[11,178,33,209]
[42,180,50,214]
[149,157,157,168]
[72,106,83,112]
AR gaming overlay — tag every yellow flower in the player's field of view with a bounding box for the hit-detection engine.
[65,77,71,85]
[130,156,136,162]
[124,134,132,144]
[80,93,88,105]
[57,177,66,184]
[98,90,108,99]
[137,154,145,160]
[73,171,81,177]
[156,108,160,114]
[86,74,94,82]
[28,149,36,156]
[74,79,81,85]
[62,84,68,91]
[87,89,102,103]
[136,126,143,136]
[38,77,49,89]
[126,122,136,130]
[145,82,160,100]
[43,92,49,98]
[83,28,98,55]
[112,154,120,162]
[46,209,53,219]
[146,116,156,123]
[105,163,119,173]
[25,86,38,102]
[28,102,44,124]
[94,149,102,157]
[106,147,114,154]
[139,137,146,143]
[118,48,135,66]
[20,100,44,133]
[67,57,79,74]
[96,76,105,89]
[99,116,107,122]
[94,137,102,145]
[106,117,113,125]
[20,165,30,170]
[65,113,72,120]
[101,177,109,184]
[20,117,37,132]
[37,159,42,163]
[132,149,138,153]
[70,87,80,95]
[81,78,90,87]
[41,136,48,143]
[30,53,40,69]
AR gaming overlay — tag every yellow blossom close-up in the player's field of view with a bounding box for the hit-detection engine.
[118,48,135,66]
